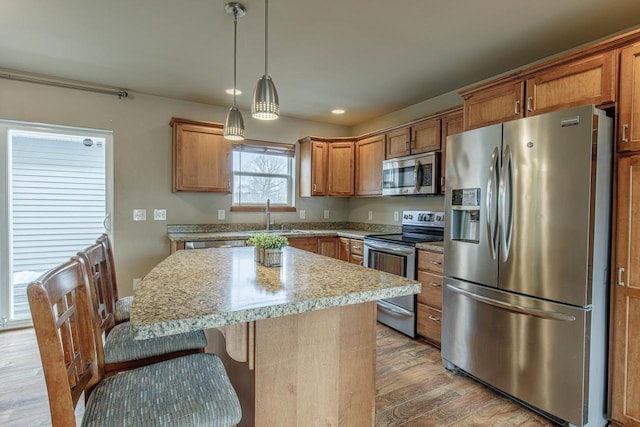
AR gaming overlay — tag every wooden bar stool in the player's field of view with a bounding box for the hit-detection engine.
[27,256,242,427]
[96,234,131,323]
[78,239,207,376]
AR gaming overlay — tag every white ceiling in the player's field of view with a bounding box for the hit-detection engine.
[2,1,640,126]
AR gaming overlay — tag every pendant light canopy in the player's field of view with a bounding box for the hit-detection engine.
[224,2,246,141]
[252,0,279,120]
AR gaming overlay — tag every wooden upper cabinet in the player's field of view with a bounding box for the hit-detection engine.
[327,142,355,196]
[619,43,640,152]
[356,134,385,196]
[525,51,616,116]
[385,127,411,158]
[611,154,640,427]
[411,119,441,154]
[171,118,232,193]
[441,110,464,194]
[299,139,328,197]
[463,81,525,130]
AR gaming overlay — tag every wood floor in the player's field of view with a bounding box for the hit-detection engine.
[0,324,554,426]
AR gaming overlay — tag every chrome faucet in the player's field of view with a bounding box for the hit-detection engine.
[265,198,271,231]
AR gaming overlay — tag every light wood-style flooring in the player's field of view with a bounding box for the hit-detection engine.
[0,324,553,426]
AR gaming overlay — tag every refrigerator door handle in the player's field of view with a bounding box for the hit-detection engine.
[499,144,514,261]
[486,147,499,260]
[445,284,577,322]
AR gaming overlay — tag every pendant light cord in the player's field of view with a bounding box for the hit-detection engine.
[264,0,269,76]
[233,9,238,107]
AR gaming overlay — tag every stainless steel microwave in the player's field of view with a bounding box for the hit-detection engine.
[382,152,438,196]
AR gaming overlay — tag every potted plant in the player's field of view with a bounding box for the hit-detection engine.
[246,233,288,267]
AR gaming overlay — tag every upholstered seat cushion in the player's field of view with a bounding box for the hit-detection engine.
[104,322,207,364]
[115,295,133,322]
[82,353,242,427]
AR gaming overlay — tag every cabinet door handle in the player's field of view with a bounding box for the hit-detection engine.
[514,100,520,116]
[622,124,629,143]
[428,315,441,322]
[405,140,410,151]
[430,260,441,265]
[313,183,317,192]
[429,281,441,287]
[526,97,533,112]
[618,267,625,287]
[228,179,231,189]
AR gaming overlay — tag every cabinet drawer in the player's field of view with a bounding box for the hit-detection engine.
[417,271,442,309]
[417,304,441,346]
[350,254,363,266]
[418,250,443,274]
[350,239,364,256]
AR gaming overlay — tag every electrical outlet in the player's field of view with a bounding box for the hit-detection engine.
[133,209,146,221]
[133,278,142,290]
[218,209,225,220]
[394,211,399,222]
[324,209,330,219]
[153,209,166,220]
[368,211,373,221]
[300,210,306,219]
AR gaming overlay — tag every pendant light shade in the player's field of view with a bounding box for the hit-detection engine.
[224,105,245,140]
[224,2,246,141]
[252,0,279,120]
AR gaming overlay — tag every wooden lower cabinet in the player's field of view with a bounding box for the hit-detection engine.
[288,237,318,253]
[611,154,640,427]
[416,249,444,346]
[317,237,339,258]
[338,237,350,262]
[350,239,364,266]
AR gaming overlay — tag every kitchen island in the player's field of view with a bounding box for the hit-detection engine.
[131,246,420,427]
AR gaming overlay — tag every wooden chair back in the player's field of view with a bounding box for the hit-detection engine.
[77,240,117,335]
[27,256,101,427]
[96,233,120,302]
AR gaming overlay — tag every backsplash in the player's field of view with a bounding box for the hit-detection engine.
[167,222,401,234]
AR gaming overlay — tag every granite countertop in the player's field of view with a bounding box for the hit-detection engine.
[167,228,376,242]
[131,246,421,339]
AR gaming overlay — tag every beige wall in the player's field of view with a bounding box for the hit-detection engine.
[0,79,349,296]
[347,196,445,224]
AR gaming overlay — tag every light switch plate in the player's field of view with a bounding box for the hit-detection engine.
[300,210,306,219]
[133,278,142,290]
[218,209,225,220]
[133,209,146,221]
[323,209,330,219]
[153,209,166,221]
[368,211,373,221]
[394,211,399,222]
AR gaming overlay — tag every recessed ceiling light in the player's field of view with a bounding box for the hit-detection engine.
[226,88,242,95]
[331,109,345,114]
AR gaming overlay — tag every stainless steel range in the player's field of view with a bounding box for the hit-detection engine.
[364,210,444,338]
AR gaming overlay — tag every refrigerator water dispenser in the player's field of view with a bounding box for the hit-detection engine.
[450,188,481,243]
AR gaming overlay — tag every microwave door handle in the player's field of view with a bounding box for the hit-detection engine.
[486,147,499,260]
[414,160,422,192]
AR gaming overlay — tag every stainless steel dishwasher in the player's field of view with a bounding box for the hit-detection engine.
[184,240,246,249]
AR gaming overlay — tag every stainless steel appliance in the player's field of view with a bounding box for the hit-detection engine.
[442,105,611,427]
[382,152,438,196]
[364,210,444,337]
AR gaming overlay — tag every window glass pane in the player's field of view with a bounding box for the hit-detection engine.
[232,149,293,206]
[238,152,288,174]
[234,176,288,204]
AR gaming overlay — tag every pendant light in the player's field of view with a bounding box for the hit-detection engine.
[251,0,279,120]
[224,2,246,140]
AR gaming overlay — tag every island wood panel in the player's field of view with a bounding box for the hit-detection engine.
[209,302,376,427]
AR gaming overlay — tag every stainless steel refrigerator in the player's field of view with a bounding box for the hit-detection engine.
[442,105,611,427]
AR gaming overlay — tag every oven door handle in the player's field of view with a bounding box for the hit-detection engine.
[377,300,413,317]
[364,241,416,256]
